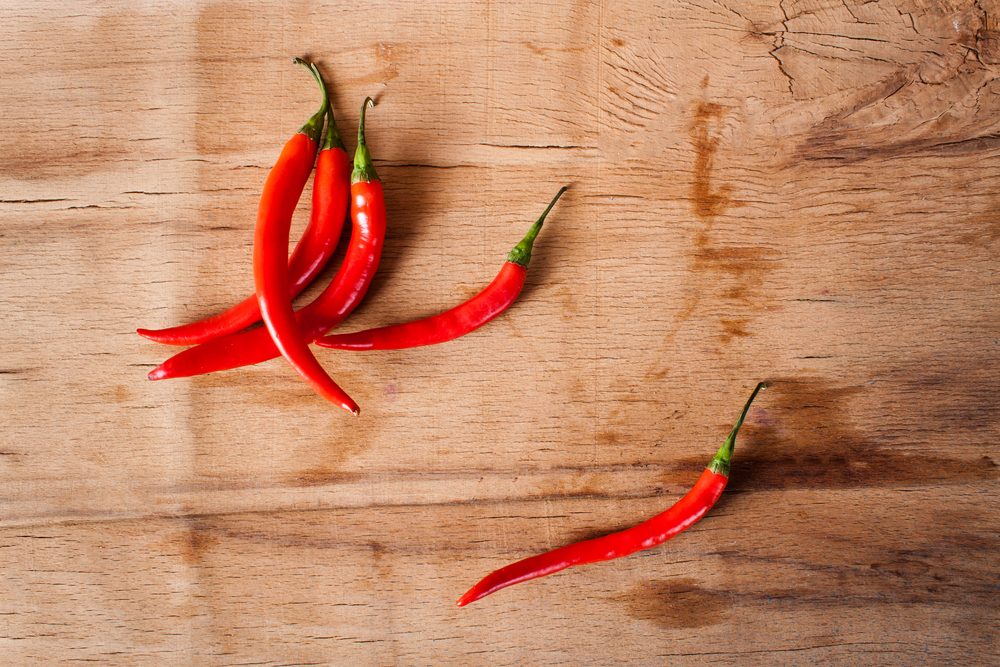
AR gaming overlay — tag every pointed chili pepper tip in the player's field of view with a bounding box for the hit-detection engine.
[707,382,767,478]
[147,365,168,381]
[294,57,328,145]
[137,327,173,344]
[506,185,568,268]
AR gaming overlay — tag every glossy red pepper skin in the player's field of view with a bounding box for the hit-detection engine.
[254,133,359,415]
[137,61,348,347]
[146,182,384,380]
[316,187,567,352]
[147,100,384,382]
[457,383,766,607]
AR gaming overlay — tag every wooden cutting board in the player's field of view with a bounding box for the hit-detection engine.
[2,1,997,664]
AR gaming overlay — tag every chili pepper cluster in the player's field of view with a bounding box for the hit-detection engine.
[138,58,766,607]
[138,58,566,415]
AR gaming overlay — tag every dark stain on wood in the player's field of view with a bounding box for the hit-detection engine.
[723,378,999,490]
[897,362,1000,434]
[369,540,393,580]
[525,41,546,56]
[690,229,778,318]
[285,467,366,488]
[719,318,750,343]
[525,41,586,56]
[716,523,997,609]
[693,242,776,276]
[596,429,622,446]
[646,97,742,375]
[179,518,219,565]
[689,101,733,220]
[617,578,731,628]
[645,96,776,374]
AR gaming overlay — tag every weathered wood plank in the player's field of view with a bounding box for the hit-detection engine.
[1,486,994,664]
[1,0,997,663]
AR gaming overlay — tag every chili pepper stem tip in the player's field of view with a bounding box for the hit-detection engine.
[352,97,379,183]
[707,382,766,477]
[295,57,328,144]
[506,186,568,267]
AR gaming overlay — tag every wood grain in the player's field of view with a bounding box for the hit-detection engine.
[1,0,998,664]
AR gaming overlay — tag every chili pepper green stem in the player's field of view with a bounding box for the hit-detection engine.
[352,97,378,183]
[293,57,327,144]
[507,186,568,267]
[323,106,344,150]
[707,382,767,477]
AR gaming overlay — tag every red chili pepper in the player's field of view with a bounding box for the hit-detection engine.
[137,60,350,347]
[456,382,766,607]
[315,187,566,352]
[253,76,358,416]
[147,98,385,382]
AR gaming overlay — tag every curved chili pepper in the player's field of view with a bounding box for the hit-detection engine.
[456,382,766,607]
[254,83,358,415]
[315,187,567,352]
[147,98,385,381]
[137,60,350,347]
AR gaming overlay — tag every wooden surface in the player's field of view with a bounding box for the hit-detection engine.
[2,0,998,664]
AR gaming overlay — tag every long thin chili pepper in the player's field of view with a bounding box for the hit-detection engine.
[137,60,349,347]
[456,382,766,607]
[147,98,385,381]
[254,74,358,415]
[315,187,567,352]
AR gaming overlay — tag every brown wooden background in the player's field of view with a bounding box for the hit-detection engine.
[2,0,998,664]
